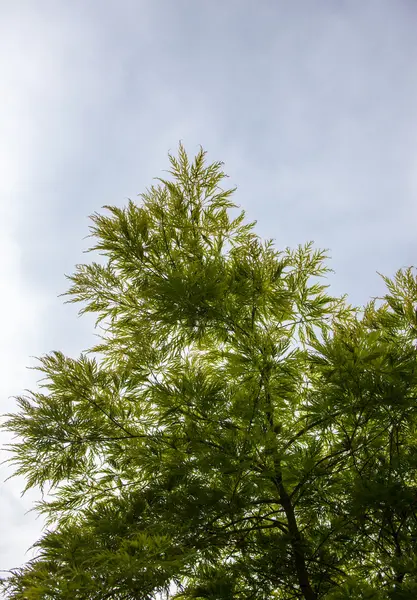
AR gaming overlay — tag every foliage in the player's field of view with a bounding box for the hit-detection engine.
[2,145,417,599]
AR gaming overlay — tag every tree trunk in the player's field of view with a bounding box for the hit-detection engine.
[273,466,317,600]
[263,375,316,599]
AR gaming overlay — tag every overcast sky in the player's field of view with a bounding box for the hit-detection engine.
[1,0,417,582]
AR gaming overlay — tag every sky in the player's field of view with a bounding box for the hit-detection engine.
[1,0,417,585]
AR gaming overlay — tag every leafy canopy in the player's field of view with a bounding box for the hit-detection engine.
[2,145,417,599]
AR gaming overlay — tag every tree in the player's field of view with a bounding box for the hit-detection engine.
[2,145,417,600]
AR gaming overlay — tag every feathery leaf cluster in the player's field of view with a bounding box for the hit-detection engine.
[2,145,417,599]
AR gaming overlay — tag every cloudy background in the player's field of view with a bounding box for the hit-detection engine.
[1,0,417,582]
